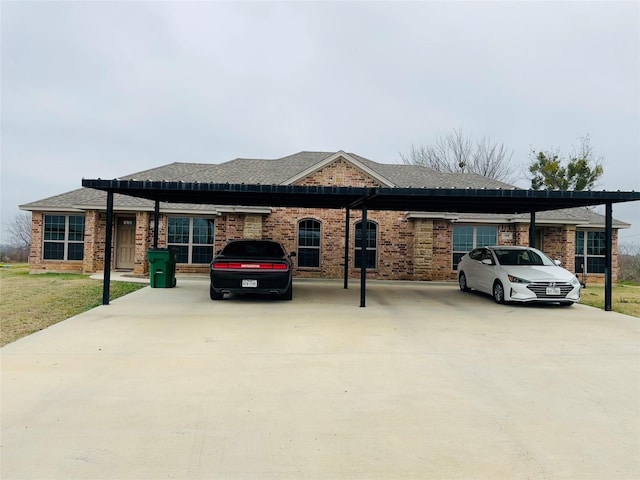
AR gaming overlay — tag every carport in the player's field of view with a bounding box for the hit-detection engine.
[81,179,640,310]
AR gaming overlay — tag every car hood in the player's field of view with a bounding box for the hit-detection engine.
[501,265,576,283]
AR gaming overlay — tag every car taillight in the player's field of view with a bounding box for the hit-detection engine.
[212,262,288,270]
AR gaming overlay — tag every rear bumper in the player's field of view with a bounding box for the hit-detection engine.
[210,270,291,295]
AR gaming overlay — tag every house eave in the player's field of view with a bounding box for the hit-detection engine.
[71,203,272,215]
[19,205,85,213]
[405,211,630,229]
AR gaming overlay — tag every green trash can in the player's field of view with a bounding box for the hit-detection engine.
[147,249,177,288]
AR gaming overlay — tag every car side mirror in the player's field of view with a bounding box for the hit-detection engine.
[481,259,493,265]
[554,259,562,266]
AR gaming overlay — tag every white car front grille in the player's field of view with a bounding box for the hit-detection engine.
[526,282,573,299]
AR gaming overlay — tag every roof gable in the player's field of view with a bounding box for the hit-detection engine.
[282,151,395,187]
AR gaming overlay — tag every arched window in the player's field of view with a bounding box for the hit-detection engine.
[355,220,377,269]
[297,219,321,268]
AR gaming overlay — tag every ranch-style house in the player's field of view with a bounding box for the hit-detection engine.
[20,151,630,283]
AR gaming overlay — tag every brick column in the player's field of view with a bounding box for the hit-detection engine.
[430,221,453,280]
[413,218,433,280]
[82,210,99,273]
[564,225,576,273]
[134,211,150,275]
[515,224,529,245]
[29,212,43,270]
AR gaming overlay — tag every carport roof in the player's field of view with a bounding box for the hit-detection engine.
[81,179,640,214]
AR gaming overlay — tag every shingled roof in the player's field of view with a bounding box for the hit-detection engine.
[19,150,630,228]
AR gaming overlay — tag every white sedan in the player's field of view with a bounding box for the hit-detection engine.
[457,246,581,306]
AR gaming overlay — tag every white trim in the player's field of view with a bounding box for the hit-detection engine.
[282,151,395,187]
[405,211,628,229]
[69,204,271,215]
[405,211,454,219]
[406,212,503,223]
[215,206,272,215]
[21,206,85,213]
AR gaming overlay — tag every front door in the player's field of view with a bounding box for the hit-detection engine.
[116,217,135,270]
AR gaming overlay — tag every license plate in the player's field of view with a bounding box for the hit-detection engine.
[546,287,561,295]
[242,279,257,288]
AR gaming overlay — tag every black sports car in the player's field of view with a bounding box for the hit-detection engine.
[210,239,295,300]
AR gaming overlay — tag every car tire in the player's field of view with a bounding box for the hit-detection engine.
[458,272,470,292]
[493,281,505,304]
[210,286,224,301]
[281,283,293,301]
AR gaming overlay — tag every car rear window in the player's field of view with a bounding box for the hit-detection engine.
[222,241,285,258]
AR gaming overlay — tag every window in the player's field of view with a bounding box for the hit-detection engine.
[43,214,85,260]
[354,220,377,269]
[452,225,497,270]
[575,230,606,274]
[297,219,321,268]
[167,217,215,264]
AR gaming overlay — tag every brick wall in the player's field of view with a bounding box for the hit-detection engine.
[262,207,415,280]
[542,226,574,268]
[295,157,381,188]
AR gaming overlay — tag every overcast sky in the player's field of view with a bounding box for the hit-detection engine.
[2,1,639,244]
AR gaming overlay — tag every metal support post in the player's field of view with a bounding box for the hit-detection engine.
[102,191,114,305]
[529,211,536,248]
[344,208,350,289]
[360,205,367,307]
[605,202,613,311]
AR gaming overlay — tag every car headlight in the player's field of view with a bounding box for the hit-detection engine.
[571,276,581,287]
[507,274,531,284]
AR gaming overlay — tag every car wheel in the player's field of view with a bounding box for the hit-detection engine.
[493,281,505,304]
[210,285,223,300]
[458,272,470,292]
[281,283,293,301]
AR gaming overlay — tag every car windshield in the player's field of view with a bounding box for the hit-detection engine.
[493,249,554,266]
[221,241,285,258]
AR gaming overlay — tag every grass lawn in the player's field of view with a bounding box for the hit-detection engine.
[0,264,146,347]
[579,282,640,318]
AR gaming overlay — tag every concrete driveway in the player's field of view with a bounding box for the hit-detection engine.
[1,278,639,480]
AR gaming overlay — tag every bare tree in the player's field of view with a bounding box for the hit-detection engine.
[619,242,640,284]
[400,128,517,183]
[8,212,32,250]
